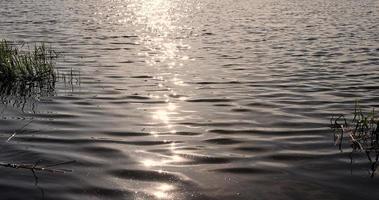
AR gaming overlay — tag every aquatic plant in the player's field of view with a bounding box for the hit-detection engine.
[331,102,379,177]
[0,40,57,83]
[0,40,82,112]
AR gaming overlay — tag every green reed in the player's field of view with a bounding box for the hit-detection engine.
[0,40,82,113]
[0,39,57,82]
[331,102,379,177]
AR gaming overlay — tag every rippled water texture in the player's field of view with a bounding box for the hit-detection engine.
[0,0,379,199]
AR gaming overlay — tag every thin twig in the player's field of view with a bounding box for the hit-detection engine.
[6,120,33,142]
[0,160,76,174]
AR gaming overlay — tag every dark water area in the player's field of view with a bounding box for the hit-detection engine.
[0,0,378,199]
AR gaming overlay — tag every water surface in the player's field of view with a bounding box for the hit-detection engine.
[0,0,379,199]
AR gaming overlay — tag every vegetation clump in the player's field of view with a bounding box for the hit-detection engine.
[331,102,379,177]
[0,40,57,83]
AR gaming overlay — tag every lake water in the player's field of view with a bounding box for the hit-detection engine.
[0,0,378,199]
